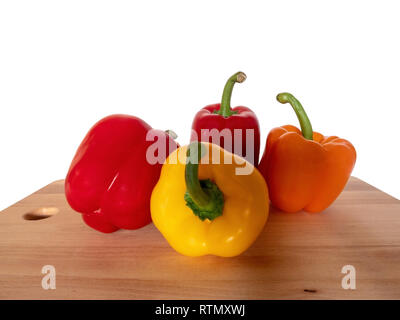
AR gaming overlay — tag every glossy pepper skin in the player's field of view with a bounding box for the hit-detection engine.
[151,142,269,257]
[258,93,356,213]
[65,114,178,233]
[191,72,261,166]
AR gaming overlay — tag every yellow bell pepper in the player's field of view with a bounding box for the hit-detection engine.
[151,142,269,257]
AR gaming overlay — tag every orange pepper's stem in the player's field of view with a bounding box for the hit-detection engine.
[277,93,313,140]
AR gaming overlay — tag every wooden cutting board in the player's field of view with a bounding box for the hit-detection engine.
[1,177,399,299]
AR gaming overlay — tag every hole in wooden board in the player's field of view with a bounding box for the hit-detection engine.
[23,207,59,221]
[304,289,317,293]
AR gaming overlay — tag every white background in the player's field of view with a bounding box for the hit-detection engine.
[0,0,399,211]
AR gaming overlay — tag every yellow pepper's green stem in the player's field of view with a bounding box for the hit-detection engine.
[277,92,313,140]
[184,142,224,221]
[214,71,247,118]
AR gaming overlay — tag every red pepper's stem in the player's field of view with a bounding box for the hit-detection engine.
[164,130,178,140]
[276,93,313,140]
[214,72,246,118]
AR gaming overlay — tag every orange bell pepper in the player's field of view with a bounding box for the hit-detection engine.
[258,92,356,213]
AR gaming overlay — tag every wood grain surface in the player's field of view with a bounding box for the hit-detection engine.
[0,177,399,299]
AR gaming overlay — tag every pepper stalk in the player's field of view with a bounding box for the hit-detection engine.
[213,71,247,118]
[184,142,224,221]
[276,92,313,140]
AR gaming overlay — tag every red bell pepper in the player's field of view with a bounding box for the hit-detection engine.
[190,72,260,166]
[65,114,178,233]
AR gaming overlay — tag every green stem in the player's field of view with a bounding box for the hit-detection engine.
[184,142,224,221]
[276,92,313,140]
[214,71,247,117]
